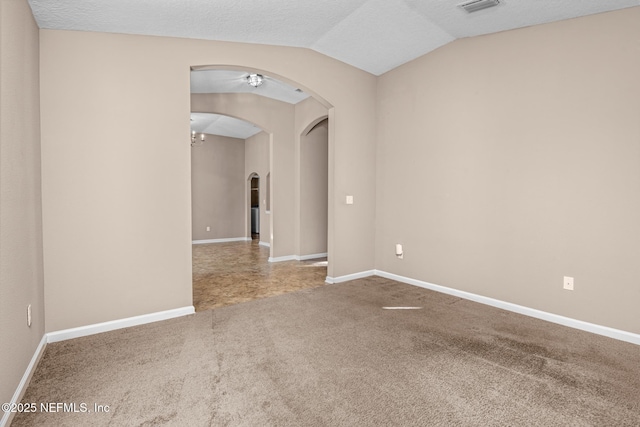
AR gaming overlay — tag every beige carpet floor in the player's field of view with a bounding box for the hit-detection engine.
[12,277,640,426]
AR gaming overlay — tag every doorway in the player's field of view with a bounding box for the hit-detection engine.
[299,118,329,258]
[250,174,260,240]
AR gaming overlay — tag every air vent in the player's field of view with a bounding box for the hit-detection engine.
[458,0,500,13]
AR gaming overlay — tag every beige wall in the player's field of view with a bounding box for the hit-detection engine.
[300,120,329,256]
[37,6,636,338]
[191,134,246,241]
[40,29,376,331]
[0,0,45,409]
[376,8,640,334]
[245,131,270,245]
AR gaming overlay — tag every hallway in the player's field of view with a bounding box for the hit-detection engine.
[192,240,328,311]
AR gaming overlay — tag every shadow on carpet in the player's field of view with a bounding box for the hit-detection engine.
[12,277,640,426]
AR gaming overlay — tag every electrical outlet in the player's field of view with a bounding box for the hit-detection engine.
[395,243,403,259]
[206,226,210,232]
[27,304,32,327]
[563,276,574,291]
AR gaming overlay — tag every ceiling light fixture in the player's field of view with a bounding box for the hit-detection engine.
[246,73,264,88]
[191,130,205,147]
[458,0,500,13]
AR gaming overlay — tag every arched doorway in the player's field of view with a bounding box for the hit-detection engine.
[299,118,329,259]
[248,173,260,240]
[190,67,329,261]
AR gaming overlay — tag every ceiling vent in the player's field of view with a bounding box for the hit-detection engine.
[458,0,500,13]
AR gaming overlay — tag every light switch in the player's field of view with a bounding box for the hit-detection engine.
[346,195,354,205]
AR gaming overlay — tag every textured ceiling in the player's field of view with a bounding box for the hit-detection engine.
[28,0,638,76]
[191,113,262,140]
[191,70,309,105]
[29,0,638,139]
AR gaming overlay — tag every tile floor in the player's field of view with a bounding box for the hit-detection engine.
[192,239,328,311]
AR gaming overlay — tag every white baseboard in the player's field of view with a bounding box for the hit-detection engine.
[46,306,195,344]
[192,237,250,244]
[268,255,297,263]
[0,334,47,427]
[268,252,326,262]
[295,252,327,261]
[375,270,640,346]
[326,270,375,284]
[259,241,270,247]
[322,268,640,345]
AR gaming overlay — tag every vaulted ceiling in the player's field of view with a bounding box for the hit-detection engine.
[28,0,637,75]
[28,0,638,138]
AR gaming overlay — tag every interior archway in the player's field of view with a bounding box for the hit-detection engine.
[190,67,332,263]
[190,66,332,310]
[299,118,328,259]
